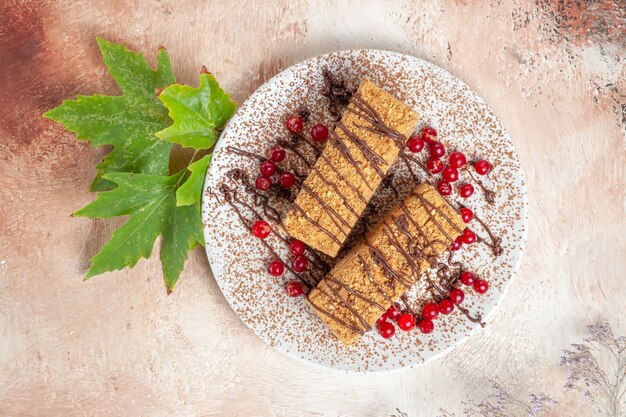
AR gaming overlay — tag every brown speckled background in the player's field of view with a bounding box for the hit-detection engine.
[0,0,624,415]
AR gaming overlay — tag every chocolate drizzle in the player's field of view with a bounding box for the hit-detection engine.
[219,183,318,289]
[463,167,497,205]
[321,68,353,120]
[468,207,504,257]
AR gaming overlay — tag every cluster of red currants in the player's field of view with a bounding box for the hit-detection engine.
[251,219,306,297]
[255,115,330,192]
[376,271,490,339]
[407,126,491,198]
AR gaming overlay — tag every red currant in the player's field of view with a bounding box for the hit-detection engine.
[268,260,284,276]
[292,255,309,272]
[449,151,467,168]
[255,176,272,191]
[461,229,477,244]
[397,313,416,331]
[386,304,401,321]
[422,302,440,320]
[459,183,474,198]
[311,123,329,142]
[460,207,473,223]
[289,239,306,256]
[449,288,465,304]
[407,135,425,153]
[270,145,285,162]
[474,279,489,294]
[437,180,452,196]
[438,299,455,315]
[260,160,277,177]
[429,141,446,159]
[279,172,296,188]
[421,126,437,143]
[285,115,304,133]
[475,160,491,175]
[251,220,270,239]
[376,312,387,326]
[285,281,303,297]
[442,166,459,182]
[460,271,475,286]
[419,319,434,334]
[450,236,463,251]
[379,321,395,339]
[427,159,444,174]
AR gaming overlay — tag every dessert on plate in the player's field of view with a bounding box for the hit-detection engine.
[307,182,464,345]
[283,78,419,257]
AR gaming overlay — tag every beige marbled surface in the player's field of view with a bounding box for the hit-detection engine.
[0,0,624,415]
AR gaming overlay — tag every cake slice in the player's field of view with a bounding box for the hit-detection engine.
[306,183,465,345]
[282,79,419,257]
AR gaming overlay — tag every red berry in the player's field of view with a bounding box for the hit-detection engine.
[251,220,271,239]
[475,160,491,175]
[474,279,489,294]
[379,321,395,339]
[461,228,477,244]
[255,176,272,191]
[289,239,306,256]
[438,299,455,315]
[386,304,401,321]
[421,126,437,143]
[285,115,304,133]
[460,271,475,286]
[292,255,309,272]
[310,123,329,142]
[460,207,473,223]
[450,236,463,251]
[442,166,459,182]
[270,145,285,162]
[397,313,416,331]
[376,312,387,326]
[461,271,476,285]
[459,183,474,198]
[419,319,434,334]
[449,288,465,304]
[279,172,296,188]
[449,152,467,168]
[268,260,284,276]
[437,180,452,196]
[427,159,444,174]
[429,141,446,159]
[285,281,303,297]
[407,136,425,153]
[260,160,277,177]
[422,302,440,320]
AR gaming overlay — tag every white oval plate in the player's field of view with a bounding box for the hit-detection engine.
[202,50,528,372]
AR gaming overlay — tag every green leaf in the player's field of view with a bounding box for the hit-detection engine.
[176,154,211,206]
[74,171,204,291]
[44,37,175,191]
[156,72,236,149]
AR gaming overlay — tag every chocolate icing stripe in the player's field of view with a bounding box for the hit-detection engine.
[311,167,359,218]
[316,152,368,205]
[335,121,386,179]
[291,203,343,246]
[310,287,366,335]
[328,128,371,188]
[357,254,394,304]
[326,275,387,312]
[300,182,351,233]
